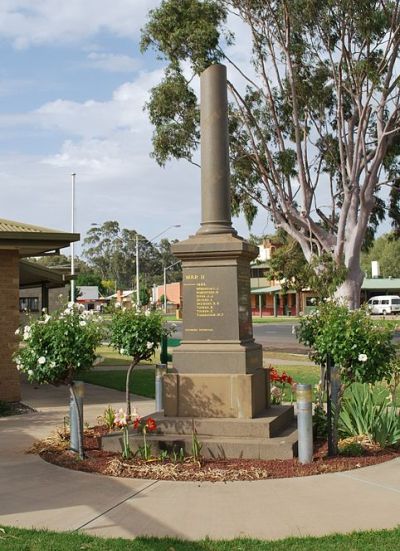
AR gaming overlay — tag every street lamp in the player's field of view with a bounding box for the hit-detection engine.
[70,173,76,303]
[135,224,181,307]
[163,260,181,313]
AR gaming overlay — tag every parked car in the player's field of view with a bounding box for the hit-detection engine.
[367,295,400,315]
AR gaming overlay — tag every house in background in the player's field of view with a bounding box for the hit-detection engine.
[152,282,182,313]
[76,285,107,311]
[250,239,300,316]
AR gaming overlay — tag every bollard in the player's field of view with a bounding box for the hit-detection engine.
[155,364,167,412]
[69,380,84,453]
[296,383,313,464]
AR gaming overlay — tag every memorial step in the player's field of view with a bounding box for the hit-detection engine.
[148,405,294,439]
[101,405,298,460]
[102,425,298,460]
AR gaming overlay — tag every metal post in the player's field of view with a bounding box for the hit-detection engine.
[155,364,167,412]
[70,173,76,303]
[296,383,313,464]
[69,380,84,453]
[136,234,140,307]
[326,354,334,456]
[160,335,168,366]
[258,294,262,318]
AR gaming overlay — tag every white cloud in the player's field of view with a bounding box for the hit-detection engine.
[86,52,142,73]
[0,0,160,49]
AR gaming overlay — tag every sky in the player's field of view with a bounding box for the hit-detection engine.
[0,0,271,254]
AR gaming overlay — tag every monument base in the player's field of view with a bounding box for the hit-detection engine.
[102,406,298,460]
[172,341,263,374]
[163,368,269,419]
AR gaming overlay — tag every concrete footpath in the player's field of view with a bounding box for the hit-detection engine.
[1,381,400,542]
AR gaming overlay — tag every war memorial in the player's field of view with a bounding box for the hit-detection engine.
[104,64,297,459]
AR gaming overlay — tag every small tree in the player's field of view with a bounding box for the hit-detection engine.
[297,301,396,453]
[110,309,170,416]
[14,305,103,459]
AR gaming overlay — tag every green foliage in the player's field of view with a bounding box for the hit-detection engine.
[297,301,396,386]
[14,305,103,385]
[361,233,400,278]
[110,310,169,365]
[76,272,106,295]
[339,384,400,448]
[139,287,151,306]
[141,0,400,301]
[313,403,328,440]
[338,440,365,457]
[141,0,226,73]
[101,405,116,430]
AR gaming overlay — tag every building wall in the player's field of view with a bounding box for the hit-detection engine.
[19,286,68,321]
[154,282,182,306]
[0,251,21,401]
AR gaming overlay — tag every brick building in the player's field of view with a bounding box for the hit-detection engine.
[0,218,78,402]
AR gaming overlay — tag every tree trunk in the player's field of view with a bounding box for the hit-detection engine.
[334,260,364,310]
[125,360,137,417]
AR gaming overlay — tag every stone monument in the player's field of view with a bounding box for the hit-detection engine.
[103,64,297,459]
[165,63,268,419]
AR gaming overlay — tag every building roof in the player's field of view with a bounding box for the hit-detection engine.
[0,217,79,258]
[77,286,100,301]
[19,260,65,289]
[361,278,400,290]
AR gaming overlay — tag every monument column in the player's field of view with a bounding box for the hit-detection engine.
[198,64,235,235]
[166,64,269,419]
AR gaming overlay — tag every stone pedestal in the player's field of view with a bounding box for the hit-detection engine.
[166,232,269,419]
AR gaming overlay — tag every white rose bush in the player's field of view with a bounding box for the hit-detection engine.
[14,303,103,458]
[110,309,170,416]
[297,300,396,454]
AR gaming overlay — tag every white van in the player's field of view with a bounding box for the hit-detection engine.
[367,295,400,315]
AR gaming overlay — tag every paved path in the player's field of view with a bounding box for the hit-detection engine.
[1,380,400,541]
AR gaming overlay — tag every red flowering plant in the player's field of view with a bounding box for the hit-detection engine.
[133,416,158,460]
[268,366,296,405]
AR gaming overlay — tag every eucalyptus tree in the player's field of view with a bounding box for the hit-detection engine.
[141,0,400,307]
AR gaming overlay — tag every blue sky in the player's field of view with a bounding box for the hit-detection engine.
[0,0,271,254]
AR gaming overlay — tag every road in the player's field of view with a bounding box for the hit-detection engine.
[170,319,400,353]
[170,321,307,353]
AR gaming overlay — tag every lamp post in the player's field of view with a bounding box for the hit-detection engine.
[70,173,76,303]
[135,224,181,307]
[163,260,181,314]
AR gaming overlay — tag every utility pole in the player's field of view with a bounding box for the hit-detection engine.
[70,173,76,303]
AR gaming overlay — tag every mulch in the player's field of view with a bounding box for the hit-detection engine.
[32,425,400,483]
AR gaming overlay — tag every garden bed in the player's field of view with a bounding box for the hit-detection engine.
[30,426,400,483]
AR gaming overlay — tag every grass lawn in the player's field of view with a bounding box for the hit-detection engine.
[264,351,311,362]
[96,345,160,366]
[1,525,400,550]
[79,368,155,399]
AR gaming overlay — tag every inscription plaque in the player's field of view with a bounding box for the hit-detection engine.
[182,265,253,342]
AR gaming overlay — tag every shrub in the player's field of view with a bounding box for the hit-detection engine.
[338,440,365,457]
[14,304,103,457]
[110,309,170,415]
[297,300,396,453]
[339,384,400,448]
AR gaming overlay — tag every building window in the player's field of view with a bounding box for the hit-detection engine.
[19,297,39,312]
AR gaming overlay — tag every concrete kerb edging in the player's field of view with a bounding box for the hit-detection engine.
[1,383,400,541]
